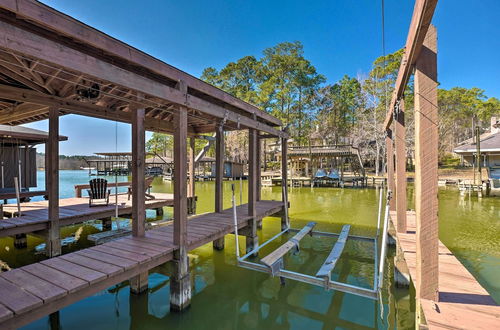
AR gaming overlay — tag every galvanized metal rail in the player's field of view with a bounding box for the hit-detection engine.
[316,224,350,288]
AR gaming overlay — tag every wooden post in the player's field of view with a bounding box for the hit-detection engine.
[215,124,224,213]
[246,128,258,254]
[395,99,407,232]
[386,129,396,210]
[415,25,439,302]
[281,137,289,230]
[188,137,195,198]
[170,105,191,311]
[46,107,60,257]
[256,132,263,228]
[256,132,261,202]
[130,104,148,294]
[131,106,146,238]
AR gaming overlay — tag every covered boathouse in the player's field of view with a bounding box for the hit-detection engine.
[0,0,289,328]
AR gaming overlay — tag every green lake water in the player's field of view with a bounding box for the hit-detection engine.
[0,170,497,329]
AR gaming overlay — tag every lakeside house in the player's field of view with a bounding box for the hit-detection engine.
[454,116,500,168]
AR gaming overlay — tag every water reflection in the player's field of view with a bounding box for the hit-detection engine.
[6,171,498,328]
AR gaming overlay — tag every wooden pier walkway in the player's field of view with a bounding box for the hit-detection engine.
[0,200,283,328]
[392,211,500,329]
[0,193,174,237]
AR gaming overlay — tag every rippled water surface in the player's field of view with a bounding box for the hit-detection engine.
[0,171,496,329]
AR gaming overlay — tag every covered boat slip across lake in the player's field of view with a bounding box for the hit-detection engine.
[0,172,496,329]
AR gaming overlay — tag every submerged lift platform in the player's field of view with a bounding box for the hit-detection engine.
[231,185,392,301]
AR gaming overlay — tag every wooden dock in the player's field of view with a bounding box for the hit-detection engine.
[0,193,174,237]
[0,200,283,328]
[392,211,500,329]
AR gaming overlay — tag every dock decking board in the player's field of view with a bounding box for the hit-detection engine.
[0,200,283,328]
[392,211,500,329]
[0,193,174,238]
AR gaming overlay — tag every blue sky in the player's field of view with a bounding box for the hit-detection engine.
[26,0,500,155]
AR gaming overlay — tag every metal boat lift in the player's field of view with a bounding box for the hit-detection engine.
[231,184,392,300]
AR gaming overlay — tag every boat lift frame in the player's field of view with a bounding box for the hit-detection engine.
[231,184,392,301]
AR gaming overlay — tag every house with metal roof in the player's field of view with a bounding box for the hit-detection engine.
[453,117,500,168]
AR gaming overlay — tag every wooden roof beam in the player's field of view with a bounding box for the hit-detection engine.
[0,19,286,137]
[383,0,438,130]
[0,84,193,135]
[0,0,281,127]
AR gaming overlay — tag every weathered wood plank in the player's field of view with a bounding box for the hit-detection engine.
[23,261,88,293]
[414,24,439,302]
[91,245,150,263]
[105,241,160,257]
[386,129,396,210]
[215,124,224,212]
[0,303,13,323]
[0,277,43,314]
[394,99,407,232]
[316,225,351,279]
[76,249,136,270]
[59,253,123,277]
[1,269,67,303]
[132,106,146,237]
[261,222,316,268]
[41,258,106,284]
[47,107,60,257]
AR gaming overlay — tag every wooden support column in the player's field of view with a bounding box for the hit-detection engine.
[256,132,262,228]
[395,99,407,232]
[212,128,225,249]
[46,107,60,257]
[385,129,396,210]
[281,137,289,230]
[246,128,258,254]
[188,137,195,198]
[131,106,146,238]
[170,105,191,311]
[256,132,261,202]
[130,104,148,294]
[215,124,224,213]
[415,25,439,302]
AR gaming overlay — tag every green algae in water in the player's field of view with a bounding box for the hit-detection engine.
[2,171,497,329]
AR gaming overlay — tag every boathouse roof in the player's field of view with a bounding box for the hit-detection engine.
[0,123,67,144]
[0,0,285,137]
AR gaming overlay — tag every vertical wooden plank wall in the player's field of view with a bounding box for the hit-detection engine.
[395,99,407,232]
[385,129,395,210]
[415,24,439,302]
[47,107,60,257]
[170,101,191,310]
[215,124,224,212]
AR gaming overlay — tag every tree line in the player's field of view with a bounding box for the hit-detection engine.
[148,41,500,174]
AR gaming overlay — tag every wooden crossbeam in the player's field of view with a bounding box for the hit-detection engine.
[0,0,281,127]
[0,84,193,134]
[0,19,285,137]
[261,222,316,275]
[383,0,438,129]
[315,224,350,284]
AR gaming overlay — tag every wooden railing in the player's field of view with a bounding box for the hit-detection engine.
[74,182,131,198]
[0,190,47,200]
